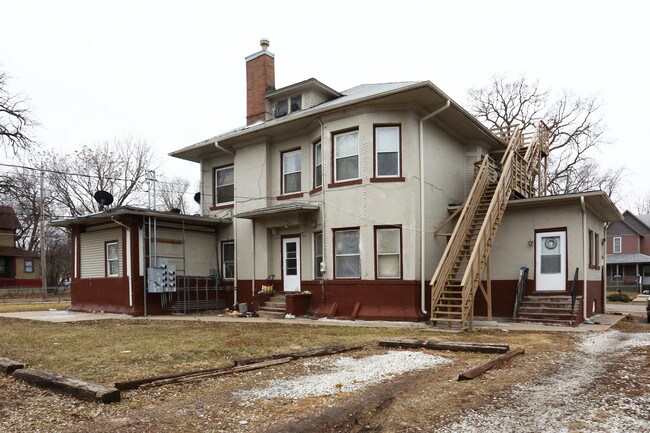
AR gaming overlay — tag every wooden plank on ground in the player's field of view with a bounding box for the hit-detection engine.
[115,364,234,390]
[234,344,363,366]
[458,348,525,381]
[141,357,292,389]
[13,368,120,403]
[0,357,24,374]
[379,339,509,354]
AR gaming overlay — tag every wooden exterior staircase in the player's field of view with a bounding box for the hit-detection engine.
[429,122,550,330]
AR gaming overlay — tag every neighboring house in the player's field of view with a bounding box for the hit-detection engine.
[0,205,41,287]
[52,206,233,314]
[161,40,622,326]
[606,211,650,292]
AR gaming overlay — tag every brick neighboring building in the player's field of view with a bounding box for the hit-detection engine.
[0,205,42,287]
[606,211,650,292]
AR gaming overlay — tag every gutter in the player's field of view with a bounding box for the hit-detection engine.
[580,196,588,321]
[111,217,133,308]
[419,100,451,315]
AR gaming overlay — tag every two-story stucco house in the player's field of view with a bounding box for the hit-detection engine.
[606,211,650,292]
[162,40,621,327]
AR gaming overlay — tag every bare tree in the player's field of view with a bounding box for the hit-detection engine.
[468,75,623,199]
[0,71,36,153]
[631,192,650,215]
[35,136,157,216]
[158,176,196,214]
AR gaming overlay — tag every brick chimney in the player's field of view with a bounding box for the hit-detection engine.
[246,38,275,125]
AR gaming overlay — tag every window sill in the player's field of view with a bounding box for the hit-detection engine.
[370,176,405,183]
[277,192,305,200]
[210,204,234,210]
[589,265,601,270]
[309,186,322,195]
[328,179,362,188]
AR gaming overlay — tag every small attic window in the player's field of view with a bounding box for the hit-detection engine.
[274,94,302,118]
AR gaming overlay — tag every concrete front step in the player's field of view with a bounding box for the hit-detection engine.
[515,317,575,326]
[264,301,286,309]
[256,310,286,319]
[258,306,285,313]
[518,307,579,315]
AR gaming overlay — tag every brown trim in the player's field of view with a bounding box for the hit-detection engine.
[369,176,405,183]
[372,124,402,179]
[213,163,234,207]
[533,227,568,293]
[332,227,361,280]
[331,126,360,184]
[309,186,322,195]
[313,140,323,190]
[76,231,81,279]
[281,234,302,292]
[155,238,183,245]
[210,203,234,211]
[589,264,601,270]
[328,178,362,188]
[104,239,119,278]
[220,240,235,280]
[373,225,403,280]
[23,259,34,273]
[280,147,302,196]
[276,192,305,200]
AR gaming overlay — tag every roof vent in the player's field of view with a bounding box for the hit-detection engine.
[260,38,270,51]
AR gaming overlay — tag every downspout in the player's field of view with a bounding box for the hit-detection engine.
[111,217,133,308]
[317,118,327,303]
[419,100,451,315]
[603,222,610,313]
[580,196,588,321]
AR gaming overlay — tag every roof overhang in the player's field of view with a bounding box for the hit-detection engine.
[170,81,506,163]
[606,253,650,264]
[51,206,231,228]
[506,191,623,222]
[234,202,319,219]
[266,78,341,100]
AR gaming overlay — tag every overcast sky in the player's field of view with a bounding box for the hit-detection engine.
[1,0,648,211]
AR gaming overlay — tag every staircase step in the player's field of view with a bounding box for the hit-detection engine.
[514,317,576,326]
[256,310,287,319]
[264,301,286,309]
[258,306,285,313]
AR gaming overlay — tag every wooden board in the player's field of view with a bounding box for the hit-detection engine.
[379,339,509,354]
[0,357,24,374]
[13,368,120,403]
[458,348,525,380]
[234,345,363,366]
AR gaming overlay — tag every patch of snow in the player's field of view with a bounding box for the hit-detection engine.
[236,351,451,400]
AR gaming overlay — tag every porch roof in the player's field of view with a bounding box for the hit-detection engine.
[234,202,319,219]
[607,253,650,264]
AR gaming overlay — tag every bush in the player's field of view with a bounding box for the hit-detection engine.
[607,293,631,302]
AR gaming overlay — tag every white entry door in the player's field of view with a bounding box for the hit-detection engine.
[282,237,301,292]
[535,231,566,291]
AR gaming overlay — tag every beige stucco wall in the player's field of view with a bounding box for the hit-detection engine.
[490,201,606,281]
[153,227,218,276]
[15,257,41,279]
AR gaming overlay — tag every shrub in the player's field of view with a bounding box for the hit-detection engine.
[607,293,631,302]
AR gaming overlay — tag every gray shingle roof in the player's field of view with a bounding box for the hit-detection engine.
[607,253,650,264]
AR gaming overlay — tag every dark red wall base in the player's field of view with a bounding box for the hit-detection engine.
[0,278,42,288]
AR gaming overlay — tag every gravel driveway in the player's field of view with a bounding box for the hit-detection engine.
[437,330,650,433]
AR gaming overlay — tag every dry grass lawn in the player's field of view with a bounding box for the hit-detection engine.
[0,302,70,313]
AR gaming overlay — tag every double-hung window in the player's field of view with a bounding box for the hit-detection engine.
[215,165,234,205]
[613,236,621,254]
[314,232,323,278]
[334,228,360,278]
[24,260,34,273]
[333,130,359,182]
[313,141,322,189]
[222,241,235,280]
[375,227,401,279]
[282,149,301,195]
[106,241,119,277]
[374,125,401,178]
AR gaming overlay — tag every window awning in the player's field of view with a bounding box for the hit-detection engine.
[234,202,319,219]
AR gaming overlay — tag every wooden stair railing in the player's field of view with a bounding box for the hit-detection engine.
[429,122,549,330]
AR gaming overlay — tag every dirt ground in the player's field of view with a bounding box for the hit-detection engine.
[1,317,649,433]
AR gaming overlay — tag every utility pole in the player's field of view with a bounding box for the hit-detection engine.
[39,171,47,299]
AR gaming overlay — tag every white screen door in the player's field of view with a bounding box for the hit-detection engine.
[282,237,301,292]
[535,231,566,291]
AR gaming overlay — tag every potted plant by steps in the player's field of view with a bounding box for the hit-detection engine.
[286,291,312,317]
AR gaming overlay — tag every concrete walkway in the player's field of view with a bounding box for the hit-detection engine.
[0,309,628,331]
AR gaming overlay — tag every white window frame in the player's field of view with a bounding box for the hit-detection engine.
[374,125,401,178]
[613,236,621,254]
[274,94,302,118]
[375,226,401,279]
[313,232,323,279]
[334,228,361,279]
[333,130,360,183]
[313,141,322,189]
[24,260,34,273]
[222,241,235,280]
[282,149,302,195]
[215,165,234,205]
[106,241,119,277]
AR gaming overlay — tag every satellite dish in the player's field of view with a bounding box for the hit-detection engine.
[93,190,114,210]
[193,192,201,204]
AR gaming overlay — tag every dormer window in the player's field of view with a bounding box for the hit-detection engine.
[274,95,302,118]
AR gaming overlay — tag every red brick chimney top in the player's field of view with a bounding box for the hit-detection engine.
[246,39,275,125]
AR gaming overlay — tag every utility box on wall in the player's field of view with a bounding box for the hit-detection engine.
[147,259,177,293]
